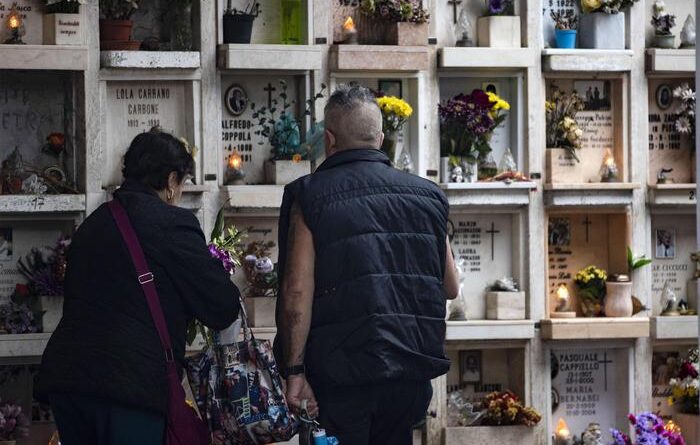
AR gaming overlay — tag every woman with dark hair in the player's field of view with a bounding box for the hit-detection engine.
[36,129,241,444]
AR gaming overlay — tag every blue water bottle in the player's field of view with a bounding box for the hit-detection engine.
[313,429,327,445]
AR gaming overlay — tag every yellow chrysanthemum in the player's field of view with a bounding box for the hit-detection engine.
[377,96,413,119]
[486,92,511,112]
[581,0,602,13]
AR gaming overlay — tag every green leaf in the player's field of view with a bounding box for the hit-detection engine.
[627,246,633,268]
[210,206,226,240]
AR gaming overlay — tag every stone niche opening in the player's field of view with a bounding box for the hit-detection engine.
[217,0,310,45]
[650,213,697,313]
[545,76,627,185]
[546,211,630,317]
[549,345,633,440]
[102,80,198,188]
[435,0,526,48]
[439,74,525,181]
[651,343,697,420]
[644,0,694,49]
[648,78,696,185]
[0,70,85,195]
[449,210,526,320]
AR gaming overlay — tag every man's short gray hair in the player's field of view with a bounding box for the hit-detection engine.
[324,83,383,150]
[324,83,379,114]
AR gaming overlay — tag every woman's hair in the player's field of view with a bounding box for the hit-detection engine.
[122,128,194,190]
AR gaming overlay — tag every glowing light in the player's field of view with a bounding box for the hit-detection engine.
[556,418,571,438]
[228,152,242,170]
[343,16,356,31]
[556,284,570,302]
[665,420,681,434]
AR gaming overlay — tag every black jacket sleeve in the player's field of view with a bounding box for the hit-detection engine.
[163,210,241,330]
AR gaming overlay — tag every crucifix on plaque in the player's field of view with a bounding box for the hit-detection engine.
[264,83,276,108]
[447,0,462,24]
[486,222,500,261]
[582,216,592,243]
[598,352,612,390]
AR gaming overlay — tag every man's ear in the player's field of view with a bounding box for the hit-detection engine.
[378,131,385,148]
[325,129,337,155]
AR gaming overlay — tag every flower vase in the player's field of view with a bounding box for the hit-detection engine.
[579,12,625,49]
[264,159,311,185]
[40,295,63,333]
[604,281,633,317]
[223,14,255,44]
[43,13,84,45]
[555,29,577,48]
[381,132,398,164]
[477,16,521,48]
[478,154,498,180]
[385,22,429,46]
[462,160,478,183]
[653,34,676,48]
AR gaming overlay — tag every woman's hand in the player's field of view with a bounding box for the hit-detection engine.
[285,374,319,418]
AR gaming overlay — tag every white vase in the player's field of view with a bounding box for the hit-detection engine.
[604,282,633,317]
[264,160,311,185]
[40,295,64,333]
[43,13,84,45]
[477,16,521,48]
[462,160,478,183]
[579,12,625,49]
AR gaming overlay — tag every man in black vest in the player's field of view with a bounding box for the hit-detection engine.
[275,84,459,444]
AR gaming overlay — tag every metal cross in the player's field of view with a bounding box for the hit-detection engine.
[447,0,462,24]
[264,83,276,108]
[582,216,592,243]
[486,222,500,261]
[598,352,613,391]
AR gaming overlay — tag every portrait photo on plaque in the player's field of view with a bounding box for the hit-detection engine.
[225,84,249,117]
[0,228,12,261]
[656,84,674,110]
[574,80,611,111]
[548,217,571,247]
[459,351,482,384]
[655,229,676,259]
[378,79,402,98]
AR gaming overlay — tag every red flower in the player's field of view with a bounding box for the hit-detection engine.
[679,362,699,379]
[627,413,637,425]
[46,133,65,155]
[470,89,493,108]
[14,284,29,298]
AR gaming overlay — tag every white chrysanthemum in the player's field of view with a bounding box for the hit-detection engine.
[682,89,696,102]
[676,116,692,134]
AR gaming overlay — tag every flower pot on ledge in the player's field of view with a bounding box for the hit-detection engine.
[385,22,429,46]
[43,13,84,45]
[579,12,625,49]
[653,34,676,48]
[477,16,521,48]
[264,159,311,185]
[243,297,277,327]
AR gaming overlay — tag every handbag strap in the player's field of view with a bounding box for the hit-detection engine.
[108,199,174,362]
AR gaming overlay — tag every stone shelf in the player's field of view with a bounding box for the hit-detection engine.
[646,49,696,74]
[540,317,650,340]
[179,185,209,211]
[651,316,698,341]
[439,47,536,69]
[542,49,634,72]
[100,51,201,69]
[648,184,697,207]
[445,426,535,445]
[218,44,322,71]
[225,185,284,211]
[441,182,537,207]
[329,45,430,72]
[0,44,89,71]
[0,194,86,214]
[0,333,51,359]
[543,183,640,207]
[446,320,536,341]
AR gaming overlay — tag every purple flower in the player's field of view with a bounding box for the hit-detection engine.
[208,244,236,275]
[489,0,506,14]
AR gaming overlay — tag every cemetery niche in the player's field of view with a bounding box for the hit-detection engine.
[0,70,82,196]
[644,0,695,49]
[435,0,524,48]
[332,0,429,46]
[221,0,308,45]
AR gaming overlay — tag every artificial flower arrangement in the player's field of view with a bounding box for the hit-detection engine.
[550,10,578,30]
[673,83,695,149]
[0,286,38,335]
[651,1,677,37]
[484,0,515,16]
[242,241,278,299]
[0,400,30,443]
[377,95,413,161]
[581,0,639,14]
[574,265,607,317]
[480,391,542,427]
[610,412,685,445]
[360,0,430,24]
[438,90,510,168]
[668,347,699,415]
[17,235,71,297]
[546,86,585,162]
[45,0,86,14]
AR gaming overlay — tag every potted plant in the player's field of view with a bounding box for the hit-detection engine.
[242,241,278,327]
[651,0,677,48]
[574,265,607,317]
[360,0,430,46]
[611,412,686,445]
[376,95,413,164]
[223,0,260,44]
[42,0,86,45]
[674,83,696,181]
[668,347,699,444]
[579,0,639,49]
[438,90,510,183]
[99,0,140,50]
[0,401,30,445]
[545,85,586,183]
[478,0,521,48]
[551,10,578,48]
[252,80,326,185]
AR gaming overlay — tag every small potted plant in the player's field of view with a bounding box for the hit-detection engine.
[376,95,413,164]
[579,0,639,49]
[668,347,699,441]
[545,86,585,182]
[360,0,429,46]
[478,0,521,48]
[0,401,30,445]
[223,0,260,44]
[99,0,140,50]
[242,241,278,327]
[42,0,86,45]
[550,10,578,48]
[651,0,677,48]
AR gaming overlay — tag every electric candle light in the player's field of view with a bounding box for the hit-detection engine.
[343,16,358,44]
[599,148,620,182]
[4,5,25,45]
[226,151,246,185]
[554,418,573,445]
[551,284,576,318]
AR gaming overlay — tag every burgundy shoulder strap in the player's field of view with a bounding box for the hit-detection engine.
[108,200,174,362]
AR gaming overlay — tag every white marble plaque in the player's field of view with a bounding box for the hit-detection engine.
[651,215,696,311]
[221,75,300,184]
[450,214,512,319]
[104,81,188,187]
[551,348,618,436]
[0,0,43,45]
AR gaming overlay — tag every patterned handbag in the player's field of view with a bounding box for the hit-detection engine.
[186,305,298,445]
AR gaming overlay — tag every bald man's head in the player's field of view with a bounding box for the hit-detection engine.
[324,84,384,154]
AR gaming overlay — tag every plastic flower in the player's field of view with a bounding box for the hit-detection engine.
[581,0,602,12]
[377,96,413,134]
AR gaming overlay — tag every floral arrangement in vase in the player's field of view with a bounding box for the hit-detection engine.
[0,300,38,334]
[243,241,278,299]
[45,0,85,14]
[610,412,686,445]
[673,83,695,148]
[376,96,413,162]
[359,0,430,23]
[651,0,677,48]
[17,235,71,297]
[574,265,607,317]
[581,0,639,14]
[438,90,510,175]
[668,347,699,415]
[0,401,30,442]
[546,86,585,161]
[480,391,542,426]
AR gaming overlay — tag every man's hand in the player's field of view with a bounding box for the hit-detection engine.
[285,374,319,418]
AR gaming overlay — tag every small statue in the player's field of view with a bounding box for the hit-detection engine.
[681,15,696,48]
[398,149,414,174]
[455,8,475,47]
[581,423,603,445]
[451,165,465,183]
[21,174,48,195]
[498,148,517,174]
[661,281,680,316]
[657,168,674,184]
[254,257,274,274]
